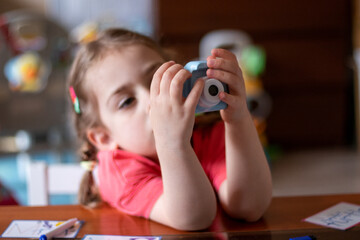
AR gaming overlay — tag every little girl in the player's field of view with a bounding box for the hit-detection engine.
[68,28,272,231]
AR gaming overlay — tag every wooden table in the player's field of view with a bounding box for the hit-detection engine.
[1,194,360,239]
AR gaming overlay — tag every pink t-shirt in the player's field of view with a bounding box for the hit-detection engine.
[97,121,226,218]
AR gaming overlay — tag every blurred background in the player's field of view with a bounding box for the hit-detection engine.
[0,0,359,206]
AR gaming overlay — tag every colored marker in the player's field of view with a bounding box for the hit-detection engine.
[39,218,78,240]
[289,236,316,240]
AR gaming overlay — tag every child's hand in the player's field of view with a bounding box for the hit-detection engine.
[207,49,249,124]
[149,61,204,147]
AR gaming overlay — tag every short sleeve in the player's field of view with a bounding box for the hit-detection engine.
[97,150,163,218]
[192,121,227,192]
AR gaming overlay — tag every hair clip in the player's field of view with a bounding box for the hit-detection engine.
[69,86,81,114]
[80,160,96,171]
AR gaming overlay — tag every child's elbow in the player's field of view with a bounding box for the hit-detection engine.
[151,195,217,231]
[170,208,217,231]
[225,206,266,223]
[239,208,266,222]
[223,194,272,222]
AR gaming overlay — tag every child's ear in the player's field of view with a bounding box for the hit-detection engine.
[87,127,117,150]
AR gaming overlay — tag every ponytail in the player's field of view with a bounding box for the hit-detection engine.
[78,141,102,208]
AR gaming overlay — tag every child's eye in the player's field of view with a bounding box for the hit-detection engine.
[118,97,135,109]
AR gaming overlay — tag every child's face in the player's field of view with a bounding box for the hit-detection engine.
[86,44,164,159]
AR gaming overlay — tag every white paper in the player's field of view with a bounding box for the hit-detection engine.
[304,202,360,230]
[82,235,161,240]
[1,220,82,238]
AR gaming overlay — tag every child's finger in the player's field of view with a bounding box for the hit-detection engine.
[211,48,238,62]
[206,68,241,93]
[207,57,242,76]
[219,91,238,106]
[160,64,183,95]
[169,68,191,103]
[151,61,175,96]
[207,55,216,61]
[184,78,204,111]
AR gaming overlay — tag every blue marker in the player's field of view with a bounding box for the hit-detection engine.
[39,218,78,240]
[289,236,316,240]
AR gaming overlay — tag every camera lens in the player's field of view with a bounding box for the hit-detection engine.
[208,85,218,96]
[198,78,224,109]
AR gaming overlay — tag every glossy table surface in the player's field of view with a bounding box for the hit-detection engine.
[1,194,360,239]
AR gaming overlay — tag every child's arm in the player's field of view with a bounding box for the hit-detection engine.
[207,49,272,221]
[148,61,217,231]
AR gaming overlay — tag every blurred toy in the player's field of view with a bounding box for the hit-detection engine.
[4,51,51,92]
[200,30,272,150]
[200,29,251,59]
[71,22,99,44]
[240,45,271,147]
[0,10,71,93]
[9,19,47,52]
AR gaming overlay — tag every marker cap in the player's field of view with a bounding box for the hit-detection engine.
[39,235,47,240]
[289,236,316,240]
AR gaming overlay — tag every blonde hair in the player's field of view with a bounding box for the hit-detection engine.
[67,28,169,207]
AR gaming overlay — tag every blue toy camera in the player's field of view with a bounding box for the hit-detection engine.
[183,61,228,113]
